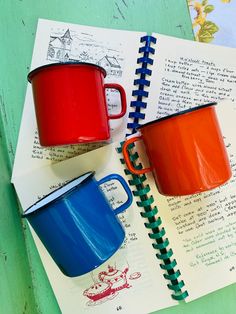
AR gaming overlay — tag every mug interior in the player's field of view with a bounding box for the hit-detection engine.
[23,172,94,216]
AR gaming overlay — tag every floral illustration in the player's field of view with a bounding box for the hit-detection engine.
[188,0,232,43]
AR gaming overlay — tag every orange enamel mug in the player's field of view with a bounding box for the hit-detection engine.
[122,103,232,196]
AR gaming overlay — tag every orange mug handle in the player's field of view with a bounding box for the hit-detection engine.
[122,136,151,175]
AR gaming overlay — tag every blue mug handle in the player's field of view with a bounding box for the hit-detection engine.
[97,174,133,215]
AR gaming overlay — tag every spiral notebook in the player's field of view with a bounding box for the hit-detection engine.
[13,101,236,313]
[12,19,236,313]
[12,18,236,180]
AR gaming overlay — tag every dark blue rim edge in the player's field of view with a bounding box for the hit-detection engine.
[22,171,95,218]
[27,62,107,83]
[137,102,217,130]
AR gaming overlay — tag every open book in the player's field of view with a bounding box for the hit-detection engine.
[12,18,236,313]
[13,102,236,313]
[12,18,236,180]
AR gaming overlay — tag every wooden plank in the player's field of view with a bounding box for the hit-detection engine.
[0,125,41,314]
[0,0,193,167]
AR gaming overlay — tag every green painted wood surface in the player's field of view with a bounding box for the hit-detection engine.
[1,0,236,313]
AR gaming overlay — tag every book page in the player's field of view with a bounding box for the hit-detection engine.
[137,32,236,299]
[137,102,236,301]
[13,142,176,314]
[143,33,236,124]
[12,19,144,180]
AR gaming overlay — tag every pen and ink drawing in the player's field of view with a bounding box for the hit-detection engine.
[47,28,123,78]
[30,26,126,162]
[47,29,72,62]
[98,55,122,77]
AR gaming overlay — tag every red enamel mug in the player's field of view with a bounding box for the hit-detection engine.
[123,103,232,196]
[28,62,127,146]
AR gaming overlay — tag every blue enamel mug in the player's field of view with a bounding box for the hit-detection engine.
[22,171,132,277]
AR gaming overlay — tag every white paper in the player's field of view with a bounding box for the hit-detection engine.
[134,101,236,301]
[144,33,236,122]
[11,19,144,180]
[14,142,176,314]
[12,19,236,311]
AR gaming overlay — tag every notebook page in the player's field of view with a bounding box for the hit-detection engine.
[141,102,236,301]
[13,142,176,314]
[143,33,236,124]
[140,32,236,299]
[12,19,144,180]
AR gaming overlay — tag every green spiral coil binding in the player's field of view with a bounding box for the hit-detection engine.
[117,143,188,301]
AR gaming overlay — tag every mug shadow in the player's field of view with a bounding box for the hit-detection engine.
[50,143,114,182]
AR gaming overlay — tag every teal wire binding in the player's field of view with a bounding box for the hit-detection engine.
[117,143,188,300]
[117,35,188,300]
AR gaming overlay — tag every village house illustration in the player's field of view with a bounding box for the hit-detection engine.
[98,55,122,77]
[47,29,122,77]
[47,29,72,62]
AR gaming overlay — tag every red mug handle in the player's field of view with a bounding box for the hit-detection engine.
[104,83,127,119]
[122,136,151,175]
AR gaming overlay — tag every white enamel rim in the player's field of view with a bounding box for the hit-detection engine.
[23,172,93,216]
